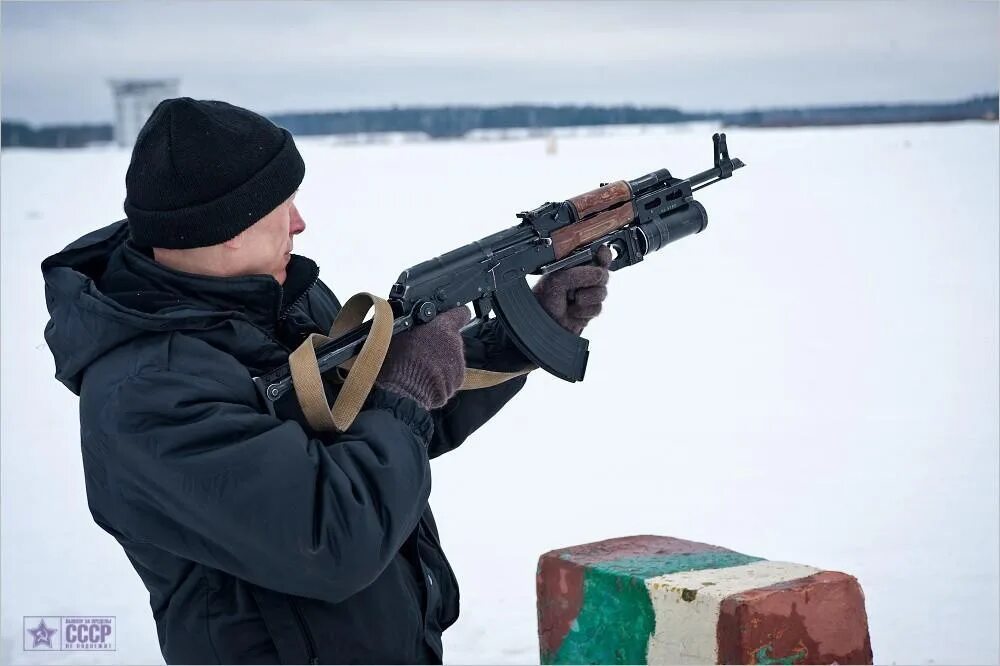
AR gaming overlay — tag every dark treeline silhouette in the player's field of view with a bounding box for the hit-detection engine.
[1,121,112,148]
[269,105,693,138]
[2,96,996,148]
[721,95,998,128]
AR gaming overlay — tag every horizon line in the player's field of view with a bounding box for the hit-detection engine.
[3,93,997,128]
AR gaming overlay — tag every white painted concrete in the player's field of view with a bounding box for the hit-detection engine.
[644,561,821,664]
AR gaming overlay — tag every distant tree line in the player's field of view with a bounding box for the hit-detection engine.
[2,96,996,148]
[269,105,693,139]
[1,121,112,148]
[721,95,998,128]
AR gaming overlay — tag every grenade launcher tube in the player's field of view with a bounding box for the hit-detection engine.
[636,201,708,255]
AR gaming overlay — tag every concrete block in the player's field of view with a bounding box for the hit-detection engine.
[536,535,872,664]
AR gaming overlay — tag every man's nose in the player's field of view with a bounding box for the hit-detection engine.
[289,203,306,235]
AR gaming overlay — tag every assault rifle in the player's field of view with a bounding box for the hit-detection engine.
[253,133,744,415]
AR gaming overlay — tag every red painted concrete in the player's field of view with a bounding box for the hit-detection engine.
[536,555,585,660]
[547,534,732,566]
[717,571,873,665]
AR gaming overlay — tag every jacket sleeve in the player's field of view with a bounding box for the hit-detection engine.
[99,367,433,604]
[427,317,531,459]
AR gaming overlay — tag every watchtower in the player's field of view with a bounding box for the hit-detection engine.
[109,79,180,147]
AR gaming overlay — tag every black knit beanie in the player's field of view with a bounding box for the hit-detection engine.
[124,97,305,249]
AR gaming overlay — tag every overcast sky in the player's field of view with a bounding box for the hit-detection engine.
[1,0,997,125]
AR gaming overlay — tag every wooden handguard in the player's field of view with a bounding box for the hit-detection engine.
[551,180,636,260]
[567,180,632,219]
[551,200,636,259]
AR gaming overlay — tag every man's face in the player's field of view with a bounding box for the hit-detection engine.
[230,193,306,284]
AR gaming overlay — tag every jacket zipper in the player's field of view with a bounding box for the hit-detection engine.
[257,272,319,354]
[289,599,320,665]
[237,276,319,354]
[277,275,320,324]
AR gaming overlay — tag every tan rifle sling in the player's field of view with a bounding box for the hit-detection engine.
[288,292,533,433]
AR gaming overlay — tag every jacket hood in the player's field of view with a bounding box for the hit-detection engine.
[41,220,318,395]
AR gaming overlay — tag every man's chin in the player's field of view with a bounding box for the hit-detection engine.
[275,255,291,284]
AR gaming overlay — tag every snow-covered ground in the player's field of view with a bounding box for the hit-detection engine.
[2,121,998,665]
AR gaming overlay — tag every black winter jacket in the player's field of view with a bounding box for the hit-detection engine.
[41,220,529,664]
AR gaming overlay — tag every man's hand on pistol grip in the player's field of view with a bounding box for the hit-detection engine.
[376,306,471,411]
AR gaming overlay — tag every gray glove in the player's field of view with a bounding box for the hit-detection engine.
[532,245,612,335]
[376,306,471,411]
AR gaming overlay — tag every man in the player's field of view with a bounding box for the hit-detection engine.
[41,98,611,664]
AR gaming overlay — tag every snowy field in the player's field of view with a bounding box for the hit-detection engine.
[2,121,998,665]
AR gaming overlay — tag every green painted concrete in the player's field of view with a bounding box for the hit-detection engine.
[586,551,764,579]
[549,567,655,665]
[548,551,765,664]
[755,644,808,665]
